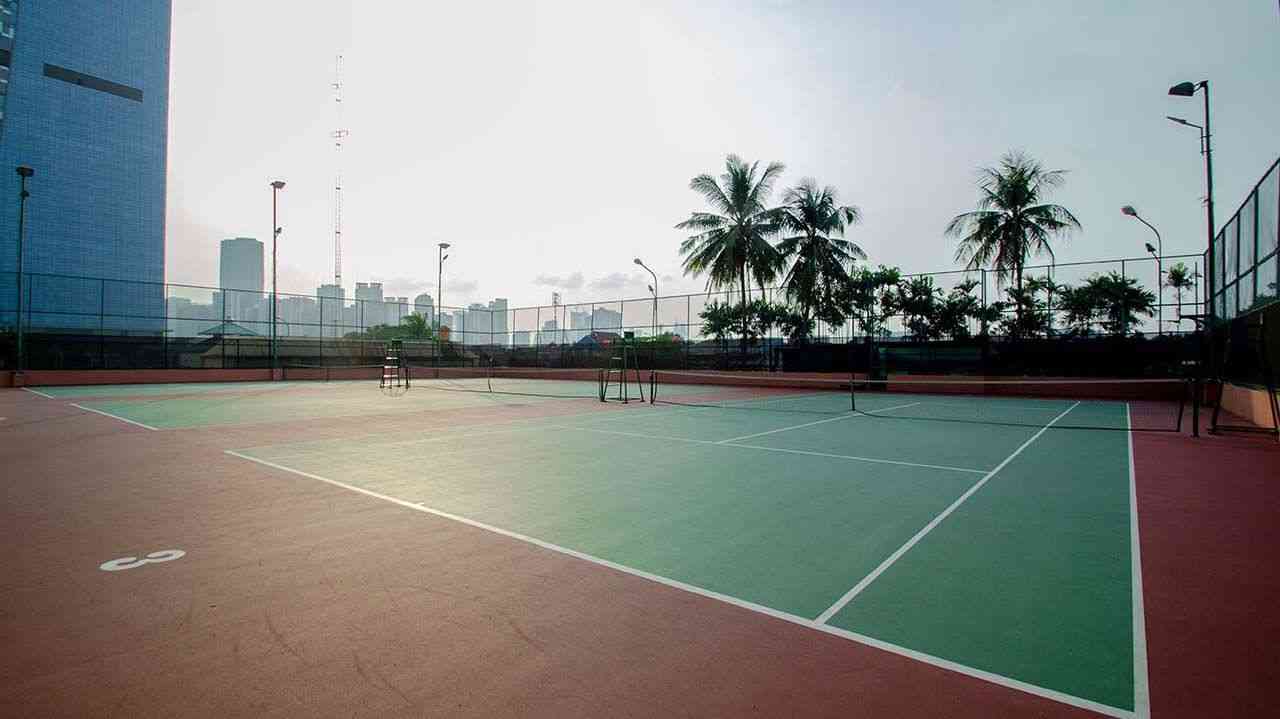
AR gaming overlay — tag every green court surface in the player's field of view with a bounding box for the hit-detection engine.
[197,384,1145,715]
[63,378,605,428]
[33,381,294,399]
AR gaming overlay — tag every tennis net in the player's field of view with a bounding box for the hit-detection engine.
[407,365,605,400]
[851,376,1191,431]
[280,363,385,382]
[650,371,855,415]
[649,371,1192,431]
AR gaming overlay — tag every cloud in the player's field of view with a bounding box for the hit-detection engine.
[588,272,646,292]
[448,279,480,295]
[380,276,431,297]
[533,271,585,290]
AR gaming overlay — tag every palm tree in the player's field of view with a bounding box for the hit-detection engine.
[676,154,786,350]
[776,179,865,336]
[946,152,1081,330]
[1165,262,1193,329]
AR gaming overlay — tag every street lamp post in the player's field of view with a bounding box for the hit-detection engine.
[13,166,33,374]
[1168,80,1215,325]
[1121,205,1163,334]
[436,242,450,346]
[270,180,285,374]
[634,257,658,339]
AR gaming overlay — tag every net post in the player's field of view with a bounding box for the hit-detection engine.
[1176,377,1188,434]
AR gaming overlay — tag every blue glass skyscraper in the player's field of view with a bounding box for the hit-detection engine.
[1,0,171,335]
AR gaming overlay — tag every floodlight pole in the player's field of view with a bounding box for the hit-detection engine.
[270,180,285,375]
[437,242,450,348]
[1168,80,1215,322]
[14,166,33,374]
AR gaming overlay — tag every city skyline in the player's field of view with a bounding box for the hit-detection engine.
[163,1,1280,310]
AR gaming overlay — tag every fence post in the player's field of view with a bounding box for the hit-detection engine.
[980,269,988,336]
[685,295,690,369]
[99,278,106,369]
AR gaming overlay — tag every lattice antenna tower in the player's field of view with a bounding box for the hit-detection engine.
[331,54,350,287]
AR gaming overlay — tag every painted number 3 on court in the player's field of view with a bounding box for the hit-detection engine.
[99,549,186,572]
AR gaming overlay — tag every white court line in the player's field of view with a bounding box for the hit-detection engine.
[716,401,921,444]
[1127,404,1151,718]
[723,442,985,475]
[222,447,1133,719]
[69,403,159,431]
[814,401,1081,625]
[22,387,55,399]
[545,423,986,475]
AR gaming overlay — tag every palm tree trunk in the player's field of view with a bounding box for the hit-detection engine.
[740,263,749,357]
[1014,263,1024,338]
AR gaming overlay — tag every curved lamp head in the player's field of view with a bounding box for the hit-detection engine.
[270,180,286,190]
[1168,81,1198,97]
[438,242,451,250]
[16,166,34,178]
[1121,205,1138,217]
[634,257,645,266]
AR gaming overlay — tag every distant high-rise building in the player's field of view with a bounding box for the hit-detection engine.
[388,297,409,326]
[0,0,173,331]
[354,282,383,304]
[540,318,562,345]
[465,302,491,345]
[317,283,345,337]
[490,298,508,346]
[568,308,593,344]
[355,282,393,328]
[452,310,467,340]
[592,307,623,331]
[569,310,592,330]
[413,293,435,322]
[219,238,264,322]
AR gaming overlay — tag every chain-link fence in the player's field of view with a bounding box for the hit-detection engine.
[0,251,1210,374]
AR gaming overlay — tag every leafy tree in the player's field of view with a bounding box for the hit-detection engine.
[776,179,864,335]
[344,313,435,341]
[995,284,1050,339]
[772,305,816,344]
[897,276,942,342]
[946,151,1081,328]
[1057,285,1100,336]
[1056,273,1155,336]
[1165,262,1194,325]
[400,312,432,339]
[698,299,776,349]
[934,279,984,340]
[843,266,902,341]
[677,155,787,352]
[1087,272,1155,335]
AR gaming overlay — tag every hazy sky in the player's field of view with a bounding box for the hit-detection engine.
[166,1,1280,310]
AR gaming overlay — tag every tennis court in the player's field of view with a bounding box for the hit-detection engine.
[43,370,1165,716]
